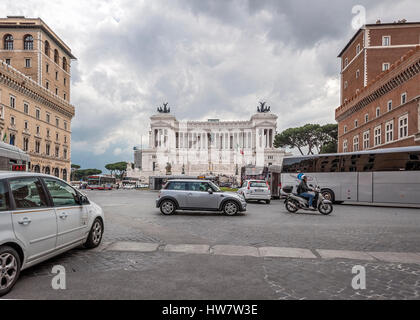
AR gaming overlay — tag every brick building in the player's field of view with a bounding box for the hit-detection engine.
[336,20,420,153]
[0,16,75,180]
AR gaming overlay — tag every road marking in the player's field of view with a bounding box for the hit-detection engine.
[103,241,420,264]
[368,252,420,264]
[259,247,316,259]
[164,244,210,255]
[211,245,260,257]
[317,249,376,261]
[106,241,159,252]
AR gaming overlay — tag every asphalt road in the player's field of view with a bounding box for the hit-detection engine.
[4,189,420,300]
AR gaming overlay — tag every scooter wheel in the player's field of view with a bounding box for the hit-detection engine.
[318,203,333,215]
[285,200,298,213]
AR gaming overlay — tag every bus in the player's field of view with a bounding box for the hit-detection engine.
[86,175,116,190]
[0,141,30,172]
[280,146,420,205]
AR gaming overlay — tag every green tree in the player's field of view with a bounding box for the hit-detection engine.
[274,123,338,155]
[73,169,102,181]
[105,162,128,179]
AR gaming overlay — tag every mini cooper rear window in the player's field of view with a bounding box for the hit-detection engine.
[166,182,187,191]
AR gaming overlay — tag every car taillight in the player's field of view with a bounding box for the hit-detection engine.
[247,182,250,190]
[266,181,270,191]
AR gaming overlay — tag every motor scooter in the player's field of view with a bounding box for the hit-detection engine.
[282,184,333,215]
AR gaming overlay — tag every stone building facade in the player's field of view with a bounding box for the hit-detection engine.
[336,21,420,153]
[0,16,75,179]
[138,109,290,179]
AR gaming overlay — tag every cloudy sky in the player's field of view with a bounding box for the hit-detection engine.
[2,0,420,171]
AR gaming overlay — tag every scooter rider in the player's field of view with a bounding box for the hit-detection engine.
[297,175,316,210]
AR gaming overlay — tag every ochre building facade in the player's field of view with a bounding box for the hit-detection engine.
[0,16,76,180]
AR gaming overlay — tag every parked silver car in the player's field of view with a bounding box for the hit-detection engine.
[0,172,105,296]
[238,180,271,204]
[156,179,247,215]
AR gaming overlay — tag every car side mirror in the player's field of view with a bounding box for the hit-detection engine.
[77,193,89,205]
[208,188,213,194]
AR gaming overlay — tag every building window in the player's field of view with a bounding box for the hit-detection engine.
[10,116,15,126]
[356,69,360,79]
[344,58,348,68]
[399,115,408,139]
[46,144,50,156]
[24,102,29,114]
[63,149,67,159]
[23,137,29,151]
[63,57,67,71]
[401,92,407,104]
[64,77,66,86]
[56,132,59,141]
[64,136,67,144]
[56,118,59,127]
[343,125,347,134]
[46,63,49,73]
[55,71,58,80]
[23,35,34,50]
[54,49,59,64]
[46,81,49,89]
[363,130,370,149]
[354,119,358,128]
[374,126,381,146]
[353,135,359,152]
[5,59,11,65]
[24,121,28,130]
[9,134,15,146]
[10,95,15,108]
[356,44,361,54]
[343,139,348,153]
[387,100,392,112]
[47,129,50,138]
[344,81,348,89]
[376,107,380,117]
[44,41,50,57]
[55,146,59,158]
[382,63,390,71]
[63,93,66,100]
[3,34,13,50]
[46,113,50,123]
[55,88,58,95]
[385,120,394,142]
[36,126,40,135]
[35,141,40,153]
[365,114,369,123]
[382,36,391,46]
[36,109,40,119]
[25,58,31,68]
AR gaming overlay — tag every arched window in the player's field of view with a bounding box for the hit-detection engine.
[45,167,51,175]
[4,34,13,50]
[44,40,50,56]
[54,49,59,64]
[62,169,67,181]
[33,165,40,173]
[54,168,59,177]
[24,34,34,50]
[62,57,67,71]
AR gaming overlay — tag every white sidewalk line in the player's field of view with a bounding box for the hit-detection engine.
[211,245,260,257]
[368,252,420,264]
[259,247,317,259]
[164,244,210,254]
[106,241,159,252]
[317,249,376,261]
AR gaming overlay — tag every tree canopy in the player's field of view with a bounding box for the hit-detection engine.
[105,162,128,178]
[72,169,102,181]
[274,123,338,155]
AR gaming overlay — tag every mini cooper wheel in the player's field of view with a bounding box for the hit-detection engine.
[0,246,21,297]
[223,201,239,216]
[160,200,176,215]
[84,218,103,249]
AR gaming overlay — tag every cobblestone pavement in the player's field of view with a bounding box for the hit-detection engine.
[5,189,420,299]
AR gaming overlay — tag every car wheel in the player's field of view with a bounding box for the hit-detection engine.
[160,200,176,215]
[84,218,104,249]
[266,200,271,204]
[0,246,21,297]
[223,201,239,216]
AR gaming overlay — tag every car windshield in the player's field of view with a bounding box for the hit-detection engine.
[208,181,221,192]
[250,181,267,188]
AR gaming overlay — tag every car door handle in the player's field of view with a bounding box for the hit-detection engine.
[59,212,68,219]
[18,217,31,225]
